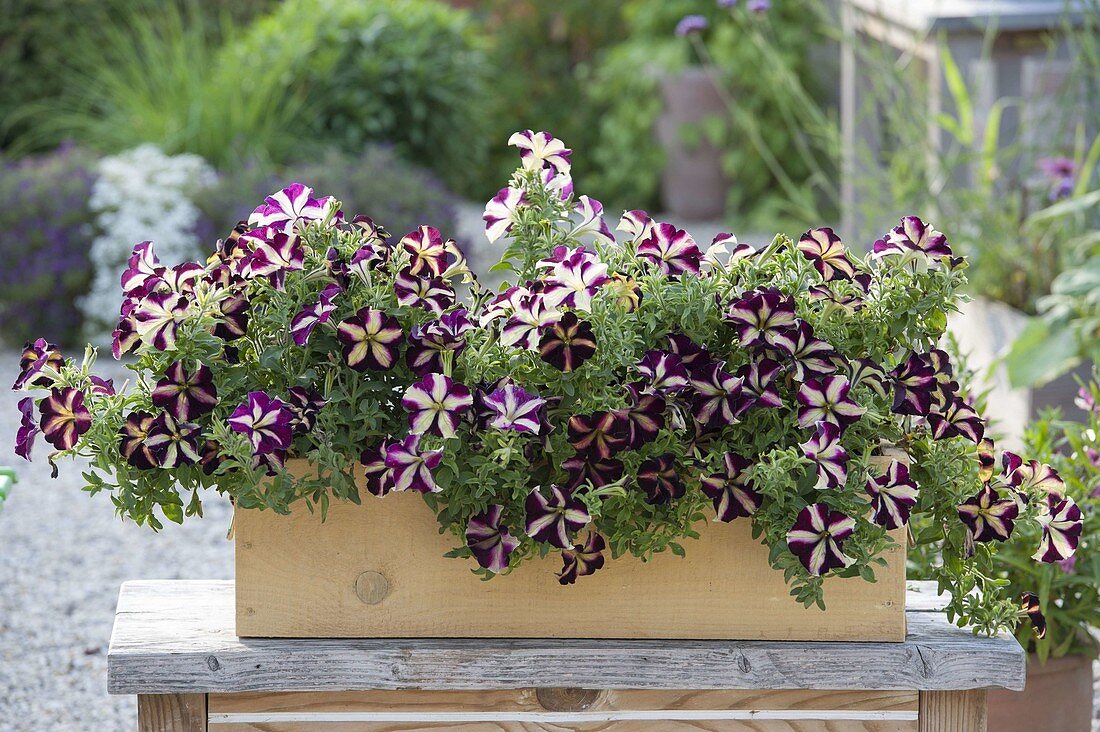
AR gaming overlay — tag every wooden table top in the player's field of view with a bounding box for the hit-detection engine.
[107,580,1024,695]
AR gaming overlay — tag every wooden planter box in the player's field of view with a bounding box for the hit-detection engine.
[235,461,907,641]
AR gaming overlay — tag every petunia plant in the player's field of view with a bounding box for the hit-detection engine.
[11,132,1082,635]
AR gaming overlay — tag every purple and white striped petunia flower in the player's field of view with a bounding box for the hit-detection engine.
[796,376,865,431]
[637,454,685,505]
[865,460,919,529]
[228,391,295,456]
[360,441,395,496]
[401,374,473,439]
[737,358,784,409]
[133,291,189,351]
[394,268,454,316]
[770,321,837,380]
[120,241,162,294]
[335,308,405,371]
[151,361,218,422]
[562,455,625,490]
[872,216,952,261]
[483,187,526,243]
[890,352,939,416]
[688,361,745,429]
[1032,494,1083,563]
[286,387,326,434]
[248,183,337,234]
[385,435,444,493]
[344,243,383,284]
[799,421,848,490]
[558,531,606,585]
[400,226,449,278]
[525,484,590,549]
[570,195,615,245]
[636,350,690,394]
[541,166,574,201]
[700,453,763,522]
[957,485,1019,543]
[483,384,546,434]
[290,283,341,347]
[38,388,91,451]
[797,227,856,281]
[1003,457,1065,495]
[616,209,654,241]
[405,309,474,376]
[14,338,64,390]
[786,503,857,576]
[621,385,666,449]
[666,334,708,370]
[724,288,797,349]
[466,505,521,573]
[636,222,702,277]
[143,413,202,468]
[540,246,609,311]
[212,292,250,341]
[15,397,38,460]
[508,130,572,174]
[927,394,985,444]
[500,293,561,349]
[977,438,997,483]
[239,231,306,281]
[1020,592,1047,639]
[568,410,628,460]
[846,358,890,399]
[539,312,597,372]
[118,411,159,470]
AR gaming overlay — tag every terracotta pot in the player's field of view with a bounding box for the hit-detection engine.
[656,66,730,220]
[987,653,1094,732]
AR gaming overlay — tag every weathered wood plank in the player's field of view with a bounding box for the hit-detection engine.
[918,690,987,731]
[211,722,916,732]
[107,581,1024,695]
[138,693,207,732]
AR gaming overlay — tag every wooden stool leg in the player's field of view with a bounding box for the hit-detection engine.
[919,690,987,731]
[138,693,207,732]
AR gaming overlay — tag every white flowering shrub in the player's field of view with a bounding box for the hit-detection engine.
[82,144,216,341]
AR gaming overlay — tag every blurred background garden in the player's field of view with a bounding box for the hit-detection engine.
[0,0,1098,728]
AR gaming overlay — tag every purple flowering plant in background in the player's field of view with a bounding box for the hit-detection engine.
[10,132,1078,632]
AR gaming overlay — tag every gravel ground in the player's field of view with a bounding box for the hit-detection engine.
[1,208,1097,729]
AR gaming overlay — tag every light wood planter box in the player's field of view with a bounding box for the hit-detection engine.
[235,461,907,640]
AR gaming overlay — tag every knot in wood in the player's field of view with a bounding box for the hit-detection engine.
[354,571,391,605]
[535,687,605,712]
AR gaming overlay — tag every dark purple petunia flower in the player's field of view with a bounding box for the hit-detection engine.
[724,288,797,349]
[290,283,341,347]
[977,438,997,483]
[400,226,449,278]
[151,361,218,422]
[38,388,91,451]
[559,532,606,585]
[199,439,224,475]
[927,394,985,444]
[637,454,685,505]
[688,361,745,429]
[466,505,521,573]
[796,376,865,431]
[786,503,856,576]
[401,374,473,439]
[737,358,784,409]
[525,484,590,548]
[770,321,837,381]
[118,411,159,470]
[562,455,625,490]
[405,309,473,375]
[1020,591,1047,639]
[1032,494,1082,563]
[112,317,140,360]
[14,339,63,389]
[957,485,1019,543]
[890,352,939,416]
[636,222,702,276]
[336,308,405,371]
[286,387,326,434]
[394,267,454,316]
[797,227,855,281]
[799,421,848,490]
[133,291,189,351]
[483,384,546,434]
[568,410,628,460]
[385,435,444,493]
[636,350,690,394]
[866,460,919,529]
[15,397,38,460]
[143,413,202,468]
[846,358,889,399]
[360,441,395,496]
[539,312,597,372]
[228,392,295,456]
[89,375,116,397]
[621,385,666,449]
[700,453,762,522]
[666,334,709,369]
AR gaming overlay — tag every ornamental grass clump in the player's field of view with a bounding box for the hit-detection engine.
[11,133,1082,634]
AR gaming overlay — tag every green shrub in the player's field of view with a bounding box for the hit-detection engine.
[194,147,460,246]
[0,146,98,347]
[227,0,492,193]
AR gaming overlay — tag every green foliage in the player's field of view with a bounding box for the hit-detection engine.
[11,2,308,169]
[227,0,492,192]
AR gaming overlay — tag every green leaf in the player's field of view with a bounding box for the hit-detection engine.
[1005,318,1081,387]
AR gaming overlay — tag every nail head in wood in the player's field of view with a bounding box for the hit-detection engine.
[354,571,390,605]
[535,687,605,712]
